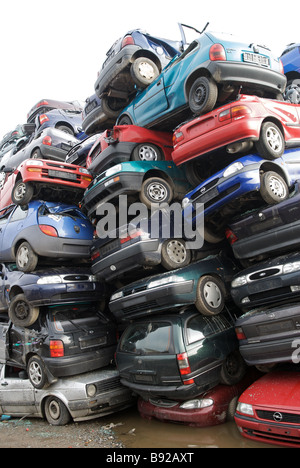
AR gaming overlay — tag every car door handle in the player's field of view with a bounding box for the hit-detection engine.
[1,382,8,386]
[157,80,162,86]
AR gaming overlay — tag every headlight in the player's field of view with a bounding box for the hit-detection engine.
[236,402,254,416]
[105,164,122,178]
[110,291,124,301]
[148,275,185,289]
[182,197,190,209]
[231,276,247,288]
[26,160,44,166]
[79,167,90,175]
[86,384,97,398]
[180,398,214,410]
[223,162,244,178]
[37,275,63,284]
[283,261,300,274]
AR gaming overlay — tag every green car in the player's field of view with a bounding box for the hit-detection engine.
[82,161,192,218]
[109,252,239,322]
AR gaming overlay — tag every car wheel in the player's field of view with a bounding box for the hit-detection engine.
[131,57,160,88]
[284,79,300,104]
[31,148,42,159]
[255,122,285,160]
[12,180,34,205]
[44,396,71,426]
[195,275,226,316]
[132,143,163,161]
[220,351,247,386]
[188,76,218,115]
[102,96,125,119]
[27,356,49,390]
[56,125,74,135]
[9,294,39,327]
[161,239,191,270]
[204,226,225,244]
[16,241,38,272]
[227,396,239,421]
[118,115,133,126]
[139,177,173,209]
[260,171,289,205]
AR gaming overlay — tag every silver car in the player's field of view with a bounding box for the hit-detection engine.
[0,363,135,426]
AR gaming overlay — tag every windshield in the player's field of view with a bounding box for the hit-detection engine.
[48,303,108,333]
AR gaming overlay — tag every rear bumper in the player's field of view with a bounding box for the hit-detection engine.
[88,142,135,175]
[239,337,298,366]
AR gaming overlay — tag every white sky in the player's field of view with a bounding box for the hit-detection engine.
[0,0,298,137]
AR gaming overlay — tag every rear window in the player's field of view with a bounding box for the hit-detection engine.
[47,304,110,333]
[185,314,233,345]
[119,321,173,355]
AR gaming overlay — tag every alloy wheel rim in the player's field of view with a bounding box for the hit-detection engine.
[29,362,42,386]
[139,145,158,161]
[266,126,283,153]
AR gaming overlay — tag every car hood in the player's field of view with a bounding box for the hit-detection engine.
[240,371,300,410]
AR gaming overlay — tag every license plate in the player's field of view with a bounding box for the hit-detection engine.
[135,374,153,383]
[243,52,270,67]
[85,100,97,115]
[48,169,77,181]
[79,336,107,349]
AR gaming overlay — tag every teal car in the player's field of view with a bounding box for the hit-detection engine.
[117,31,286,131]
[82,161,192,218]
[109,252,239,322]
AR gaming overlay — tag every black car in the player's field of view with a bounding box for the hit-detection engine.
[0,303,117,389]
[226,183,300,262]
[82,94,117,134]
[0,263,107,327]
[116,308,246,401]
[65,133,99,166]
[235,302,300,368]
[231,252,300,310]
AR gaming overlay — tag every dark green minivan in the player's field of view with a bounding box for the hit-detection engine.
[115,308,246,401]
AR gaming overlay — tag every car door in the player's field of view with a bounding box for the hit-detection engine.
[0,206,28,261]
[280,149,300,183]
[0,364,36,415]
[132,75,169,126]
[0,265,9,311]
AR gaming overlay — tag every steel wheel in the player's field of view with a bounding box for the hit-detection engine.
[266,174,287,199]
[147,182,168,203]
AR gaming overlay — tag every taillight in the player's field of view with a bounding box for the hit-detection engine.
[91,251,100,262]
[225,228,238,245]
[42,136,52,146]
[38,100,49,107]
[39,114,49,125]
[120,229,143,245]
[39,225,58,237]
[50,340,64,357]
[121,35,135,48]
[235,327,246,341]
[209,43,226,61]
[231,105,251,119]
[219,109,231,122]
[177,352,194,385]
[279,59,284,75]
[173,131,184,146]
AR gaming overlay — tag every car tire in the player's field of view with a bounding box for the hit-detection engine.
[260,171,289,204]
[227,396,239,421]
[12,181,34,205]
[188,76,218,115]
[220,351,247,386]
[31,148,42,159]
[255,122,285,160]
[118,115,133,126]
[195,275,226,316]
[16,241,38,272]
[139,177,173,209]
[56,125,74,136]
[131,57,160,88]
[9,294,39,327]
[27,356,49,390]
[102,96,125,119]
[161,239,191,270]
[204,226,225,244]
[132,143,163,161]
[44,396,71,426]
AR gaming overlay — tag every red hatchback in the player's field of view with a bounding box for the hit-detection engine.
[172,94,300,167]
[86,125,173,175]
[0,159,92,209]
[137,370,260,428]
[235,370,300,448]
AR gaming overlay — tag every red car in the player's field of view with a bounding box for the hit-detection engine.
[235,370,300,448]
[137,370,260,428]
[172,94,300,169]
[0,159,92,209]
[86,125,173,175]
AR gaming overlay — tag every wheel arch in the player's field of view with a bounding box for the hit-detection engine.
[259,161,290,186]
[184,68,212,100]
[261,117,286,139]
[9,285,24,300]
[131,50,162,72]
[55,121,75,134]
[142,169,174,188]
[40,392,72,420]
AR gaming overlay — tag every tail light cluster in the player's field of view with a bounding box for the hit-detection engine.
[235,327,246,341]
[209,43,226,61]
[39,114,50,125]
[225,228,238,245]
[39,225,58,237]
[50,340,64,357]
[121,35,135,49]
[177,352,194,385]
[219,105,252,123]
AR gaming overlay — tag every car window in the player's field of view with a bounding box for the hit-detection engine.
[4,365,28,379]
[48,303,108,333]
[119,322,173,355]
[9,206,28,223]
[185,315,216,345]
[0,206,15,226]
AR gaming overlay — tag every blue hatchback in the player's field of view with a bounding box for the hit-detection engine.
[35,109,87,140]
[117,31,286,131]
[182,148,300,240]
[0,201,94,272]
[281,43,300,103]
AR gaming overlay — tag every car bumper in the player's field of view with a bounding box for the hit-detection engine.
[83,171,144,217]
[95,45,141,96]
[109,280,195,322]
[82,104,115,135]
[184,163,261,221]
[22,166,91,191]
[239,337,298,366]
[92,238,161,281]
[39,145,69,162]
[172,117,262,166]
[235,413,300,448]
[207,61,286,95]
[232,220,300,260]
[88,142,136,175]
[32,233,93,259]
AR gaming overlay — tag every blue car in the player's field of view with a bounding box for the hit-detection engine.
[0,201,94,272]
[182,148,300,241]
[281,43,300,103]
[94,24,191,116]
[117,31,286,130]
[35,108,87,140]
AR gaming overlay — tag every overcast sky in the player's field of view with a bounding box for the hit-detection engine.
[0,0,298,137]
